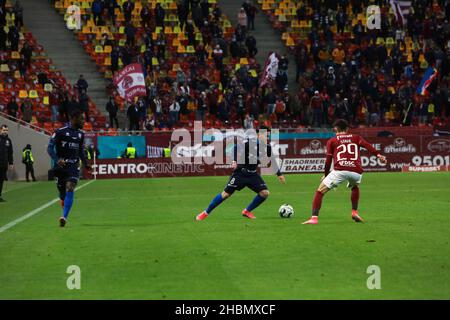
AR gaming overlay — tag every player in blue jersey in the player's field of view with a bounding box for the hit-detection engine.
[196,126,286,220]
[47,110,91,227]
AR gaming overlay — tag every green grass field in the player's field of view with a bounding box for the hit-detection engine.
[0,172,449,299]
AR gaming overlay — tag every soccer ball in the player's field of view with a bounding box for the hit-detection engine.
[279,204,294,218]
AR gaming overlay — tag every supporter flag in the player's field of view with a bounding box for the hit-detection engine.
[416,67,438,96]
[113,63,147,102]
[389,0,412,26]
[259,52,280,88]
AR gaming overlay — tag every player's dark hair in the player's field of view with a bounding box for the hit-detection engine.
[69,109,83,119]
[257,125,270,133]
[333,119,349,132]
[1,124,8,129]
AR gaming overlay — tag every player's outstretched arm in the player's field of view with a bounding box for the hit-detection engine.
[359,137,387,164]
[47,135,58,162]
[79,135,92,170]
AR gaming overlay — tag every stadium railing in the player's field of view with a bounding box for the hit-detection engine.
[0,110,53,136]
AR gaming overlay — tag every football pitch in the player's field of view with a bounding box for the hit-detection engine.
[0,172,449,300]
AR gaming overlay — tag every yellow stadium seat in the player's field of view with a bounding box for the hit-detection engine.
[95,45,104,53]
[278,15,287,22]
[11,51,20,59]
[152,57,159,66]
[177,45,186,53]
[376,37,385,45]
[44,83,53,92]
[386,37,395,46]
[43,96,49,105]
[104,57,111,66]
[239,58,249,65]
[19,90,28,98]
[172,38,180,47]
[1,64,10,72]
[173,26,181,34]
[104,45,112,53]
[406,53,412,63]
[222,20,231,28]
[29,90,38,98]
[186,45,195,53]
[286,37,295,46]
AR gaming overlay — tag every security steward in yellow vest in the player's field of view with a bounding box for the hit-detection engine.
[163,147,171,158]
[125,142,137,159]
[22,144,36,182]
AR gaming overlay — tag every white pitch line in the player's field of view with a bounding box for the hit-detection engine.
[0,180,95,234]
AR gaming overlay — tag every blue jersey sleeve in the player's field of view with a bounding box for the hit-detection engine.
[78,132,88,168]
[47,131,59,162]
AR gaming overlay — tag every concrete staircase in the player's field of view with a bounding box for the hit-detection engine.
[20,0,121,127]
[218,0,298,93]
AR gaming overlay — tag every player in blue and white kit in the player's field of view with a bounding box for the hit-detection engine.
[196,126,286,220]
[47,110,91,227]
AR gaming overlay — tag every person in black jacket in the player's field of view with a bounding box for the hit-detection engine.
[0,124,13,202]
[106,96,119,128]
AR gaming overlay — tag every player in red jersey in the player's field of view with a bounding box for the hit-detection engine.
[303,119,387,225]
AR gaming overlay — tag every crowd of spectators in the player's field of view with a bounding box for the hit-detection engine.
[82,0,285,131]
[265,0,450,128]
[1,0,102,129]
[92,0,450,131]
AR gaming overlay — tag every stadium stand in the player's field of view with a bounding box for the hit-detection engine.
[257,0,450,129]
[0,0,106,132]
[54,0,269,131]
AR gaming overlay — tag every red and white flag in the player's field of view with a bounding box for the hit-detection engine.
[113,63,147,102]
[259,52,280,88]
[390,0,412,26]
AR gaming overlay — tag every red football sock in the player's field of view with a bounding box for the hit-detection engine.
[312,191,324,216]
[351,187,360,210]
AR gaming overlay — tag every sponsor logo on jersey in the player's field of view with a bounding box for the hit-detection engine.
[338,160,356,167]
